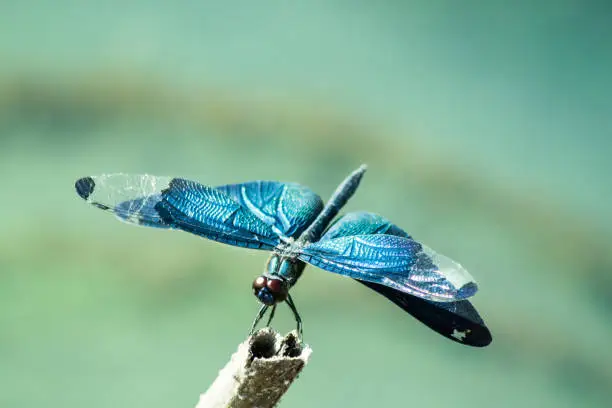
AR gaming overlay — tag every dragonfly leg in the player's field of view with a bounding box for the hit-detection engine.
[286,294,303,338]
[265,305,277,327]
[249,304,269,335]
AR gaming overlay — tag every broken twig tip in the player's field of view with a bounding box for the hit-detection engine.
[196,329,312,408]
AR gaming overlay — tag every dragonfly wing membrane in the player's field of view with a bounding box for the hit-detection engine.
[216,181,323,239]
[357,280,492,347]
[321,211,411,240]
[316,211,488,345]
[299,234,477,302]
[157,178,279,249]
[75,174,171,228]
[75,174,279,249]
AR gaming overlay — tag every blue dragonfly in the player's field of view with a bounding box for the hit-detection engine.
[75,165,491,347]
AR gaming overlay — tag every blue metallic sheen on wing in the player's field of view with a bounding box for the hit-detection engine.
[321,211,411,240]
[155,178,280,249]
[76,174,280,250]
[321,211,487,343]
[299,234,475,302]
[215,181,323,238]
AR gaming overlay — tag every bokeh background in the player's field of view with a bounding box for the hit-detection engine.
[1,1,611,407]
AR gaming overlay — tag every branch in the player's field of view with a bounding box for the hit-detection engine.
[195,329,312,408]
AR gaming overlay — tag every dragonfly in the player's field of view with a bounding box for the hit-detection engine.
[75,165,492,347]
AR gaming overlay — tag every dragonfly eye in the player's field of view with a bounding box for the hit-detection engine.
[252,276,275,305]
[252,276,268,294]
[266,278,288,302]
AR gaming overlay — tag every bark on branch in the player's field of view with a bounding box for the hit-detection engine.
[195,329,312,408]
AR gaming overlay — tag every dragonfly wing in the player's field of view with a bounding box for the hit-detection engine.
[157,178,280,248]
[76,175,171,228]
[319,211,489,344]
[216,181,323,238]
[75,174,279,250]
[358,280,491,347]
[298,234,478,302]
[321,211,411,240]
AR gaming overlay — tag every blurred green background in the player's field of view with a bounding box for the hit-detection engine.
[1,1,611,407]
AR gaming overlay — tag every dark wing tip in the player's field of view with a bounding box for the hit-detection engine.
[473,326,493,347]
[457,282,479,299]
[357,279,493,347]
[75,177,95,200]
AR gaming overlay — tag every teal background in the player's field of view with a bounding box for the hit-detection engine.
[1,2,611,407]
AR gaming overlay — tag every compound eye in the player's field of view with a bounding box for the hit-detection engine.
[252,276,267,293]
[266,278,288,301]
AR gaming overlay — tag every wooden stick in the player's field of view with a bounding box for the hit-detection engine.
[195,329,312,408]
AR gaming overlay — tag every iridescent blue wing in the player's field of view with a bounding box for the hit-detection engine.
[75,174,279,250]
[320,211,490,346]
[215,181,323,239]
[299,213,478,302]
[320,211,411,240]
[157,178,281,248]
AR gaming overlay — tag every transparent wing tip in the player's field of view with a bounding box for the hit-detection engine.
[75,176,95,200]
[421,245,478,299]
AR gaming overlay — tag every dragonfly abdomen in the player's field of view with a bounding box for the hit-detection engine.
[300,164,367,242]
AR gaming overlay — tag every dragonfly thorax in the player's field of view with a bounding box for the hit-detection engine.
[266,253,303,280]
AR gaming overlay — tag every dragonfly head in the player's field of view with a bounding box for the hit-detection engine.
[252,275,288,305]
